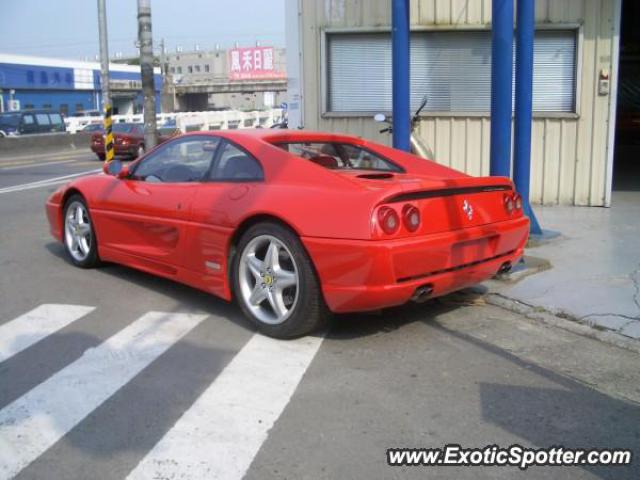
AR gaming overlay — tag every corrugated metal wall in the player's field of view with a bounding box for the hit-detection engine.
[299,0,618,206]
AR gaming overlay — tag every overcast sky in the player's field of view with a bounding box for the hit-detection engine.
[0,0,286,60]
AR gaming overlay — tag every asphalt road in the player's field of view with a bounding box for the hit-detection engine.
[0,149,638,480]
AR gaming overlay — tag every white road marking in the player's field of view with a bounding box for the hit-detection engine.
[0,304,95,364]
[0,311,207,480]
[0,169,101,195]
[0,159,81,171]
[127,333,323,480]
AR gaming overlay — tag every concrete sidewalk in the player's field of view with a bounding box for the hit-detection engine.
[487,191,640,340]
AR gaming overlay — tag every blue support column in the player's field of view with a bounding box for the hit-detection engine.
[490,0,514,177]
[392,0,411,152]
[514,0,542,234]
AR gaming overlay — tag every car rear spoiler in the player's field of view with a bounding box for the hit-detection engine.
[383,184,513,204]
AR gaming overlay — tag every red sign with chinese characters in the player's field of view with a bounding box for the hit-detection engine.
[228,46,285,81]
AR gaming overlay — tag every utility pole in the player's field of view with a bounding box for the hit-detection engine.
[137,0,158,149]
[97,0,114,163]
[159,38,166,76]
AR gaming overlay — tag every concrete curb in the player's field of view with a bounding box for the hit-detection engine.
[486,293,640,355]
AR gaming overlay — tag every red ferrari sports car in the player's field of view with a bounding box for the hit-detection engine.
[46,130,529,338]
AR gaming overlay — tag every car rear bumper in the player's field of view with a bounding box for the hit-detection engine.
[90,144,137,156]
[302,216,529,313]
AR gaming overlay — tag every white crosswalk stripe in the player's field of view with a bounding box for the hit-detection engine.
[0,304,322,480]
[0,310,207,480]
[127,333,323,480]
[0,304,95,364]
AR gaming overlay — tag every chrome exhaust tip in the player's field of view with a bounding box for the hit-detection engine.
[410,284,434,303]
[498,262,512,275]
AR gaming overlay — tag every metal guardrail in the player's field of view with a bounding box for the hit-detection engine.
[63,109,284,134]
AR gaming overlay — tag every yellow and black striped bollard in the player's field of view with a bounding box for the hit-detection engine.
[103,105,115,163]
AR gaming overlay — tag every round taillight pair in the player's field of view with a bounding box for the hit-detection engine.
[378,207,400,235]
[402,204,421,232]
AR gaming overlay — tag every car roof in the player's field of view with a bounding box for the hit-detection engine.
[0,109,58,115]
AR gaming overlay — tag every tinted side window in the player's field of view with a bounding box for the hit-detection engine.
[22,115,34,125]
[49,113,63,126]
[35,113,50,126]
[210,142,264,181]
[132,137,220,183]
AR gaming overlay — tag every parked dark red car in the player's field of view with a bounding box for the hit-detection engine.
[90,123,175,160]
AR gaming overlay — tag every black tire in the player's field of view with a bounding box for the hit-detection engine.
[96,153,105,161]
[63,194,101,268]
[232,222,330,339]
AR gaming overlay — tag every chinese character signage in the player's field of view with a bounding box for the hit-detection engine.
[228,46,285,81]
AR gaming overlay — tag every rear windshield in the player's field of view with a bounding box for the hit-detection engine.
[276,142,403,172]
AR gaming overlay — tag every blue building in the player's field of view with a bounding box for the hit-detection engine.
[0,53,162,116]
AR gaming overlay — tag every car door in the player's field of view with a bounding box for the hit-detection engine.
[185,139,265,295]
[93,135,221,271]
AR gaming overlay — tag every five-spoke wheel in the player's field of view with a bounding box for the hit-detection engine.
[233,222,329,338]
[63,195,100,268]
[238,235,299,325]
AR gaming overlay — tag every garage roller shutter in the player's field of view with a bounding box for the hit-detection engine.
[327,30,576,114]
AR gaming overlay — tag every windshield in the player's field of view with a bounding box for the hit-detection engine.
[0,113,21,129]
[276,142,403,172]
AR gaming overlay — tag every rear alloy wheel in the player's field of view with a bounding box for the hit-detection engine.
[63,195,100,268]
[233,223,329,338]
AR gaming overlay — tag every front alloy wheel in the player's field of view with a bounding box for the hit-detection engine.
[63,195,100,268]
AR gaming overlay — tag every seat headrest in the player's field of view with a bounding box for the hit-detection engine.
[309,155,338,169]
[221,154,262,179]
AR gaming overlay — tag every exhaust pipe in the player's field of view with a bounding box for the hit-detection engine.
[498,262,512,275]
[410,284,433,303]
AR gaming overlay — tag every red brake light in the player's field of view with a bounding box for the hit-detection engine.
[402,204,421,232]
[504,193,514,214]
[378,206,400,235]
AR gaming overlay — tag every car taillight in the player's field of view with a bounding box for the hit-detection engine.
[504,193,514,214]
[513,192,523,210]
[402,204,421,232]
[378,206,400,235]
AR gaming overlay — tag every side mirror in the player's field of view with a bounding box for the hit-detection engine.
[117,165,130,179]
[374,113,386,123]
[103,159,129,179]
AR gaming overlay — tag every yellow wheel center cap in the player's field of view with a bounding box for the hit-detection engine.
[263,274,274,286]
